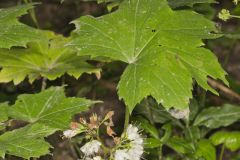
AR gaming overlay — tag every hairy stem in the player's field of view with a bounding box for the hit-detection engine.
[158,145,163,160]
[124,106,130,132]
[41,77,47,91]
[219,144,225,160]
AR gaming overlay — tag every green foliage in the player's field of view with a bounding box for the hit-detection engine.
[0,0,237,159]
[145,138,162,148]
[69,0,227,113]
[9,87,97,130]
[0,87,97,158]
[167,137,195,154]
[0,124,56,159]
[0,32,100,84]
[0,103,8,122]
[195,139,216,160]
[194,104,240,128]
[0,4,43,49]
[134,116,159,138]
[210,131,240,151]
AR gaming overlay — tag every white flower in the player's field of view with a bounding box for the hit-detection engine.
[126,124,140,140]
[114,125,144,160]
[81,140,101,156]
[169,108,189,119]
[114,149,130,160]
[93,156,102,160]
[85,156,102,160]
[128,145,143,160]
[63,129,77,138]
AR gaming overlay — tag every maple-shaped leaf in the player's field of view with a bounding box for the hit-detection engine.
[0,31,100,84]
[83,0,216,9]
[8,87,97,129]
[0,124,56,159]
[0,4,43,49]
[69,0,227,113]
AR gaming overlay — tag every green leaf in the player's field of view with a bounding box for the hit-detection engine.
[195,139,216,160]
[8,87,97,130]
[168,0,216,8]
[184,126,201,142]
[69,0,227,113]
[144,138,162,148]
[194,104,240,128]
[0,32,100,84]
[0,4,43,49]
[135,100,184,127]
[161,123,172,143]
[0,150,4,158]
[0,103,8,122]
[133,116,159,138]
[0,124,56,159]
[166,137,195,154]
[210,131,240,152]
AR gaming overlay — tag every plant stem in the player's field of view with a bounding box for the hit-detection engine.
[199,89,206,108]
[72,141,81,159]
[41,77,47,91]
[230,15,240,19]
[219,144,225,160]
[158,145,163,160]
[124,106,130,132]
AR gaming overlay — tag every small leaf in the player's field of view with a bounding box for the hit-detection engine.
[0,4,44,49]
[133,116,159,138]
[8,87,97,130]
[0,124,56,159]
[195,139,216,160]
[144,138,162,148]
[210,131,240,152]
[184,126,201,142]
[166,137,195,154]
[194,104,240,128]
[0,32,100,84]
[69,0,227,113]
[161,123,172,143]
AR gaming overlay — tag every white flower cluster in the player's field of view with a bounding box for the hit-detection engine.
[114,125,144,160]
[81,140,102,159]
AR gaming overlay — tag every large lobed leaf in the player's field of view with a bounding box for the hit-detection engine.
[0,4,43,49]
[8,87,97,130]
[83,0,216,8]
[69,0,227,112]
[194,104,240,128]
[0,124,56,159]
[0,31,100,84]
[0,87,97,159]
